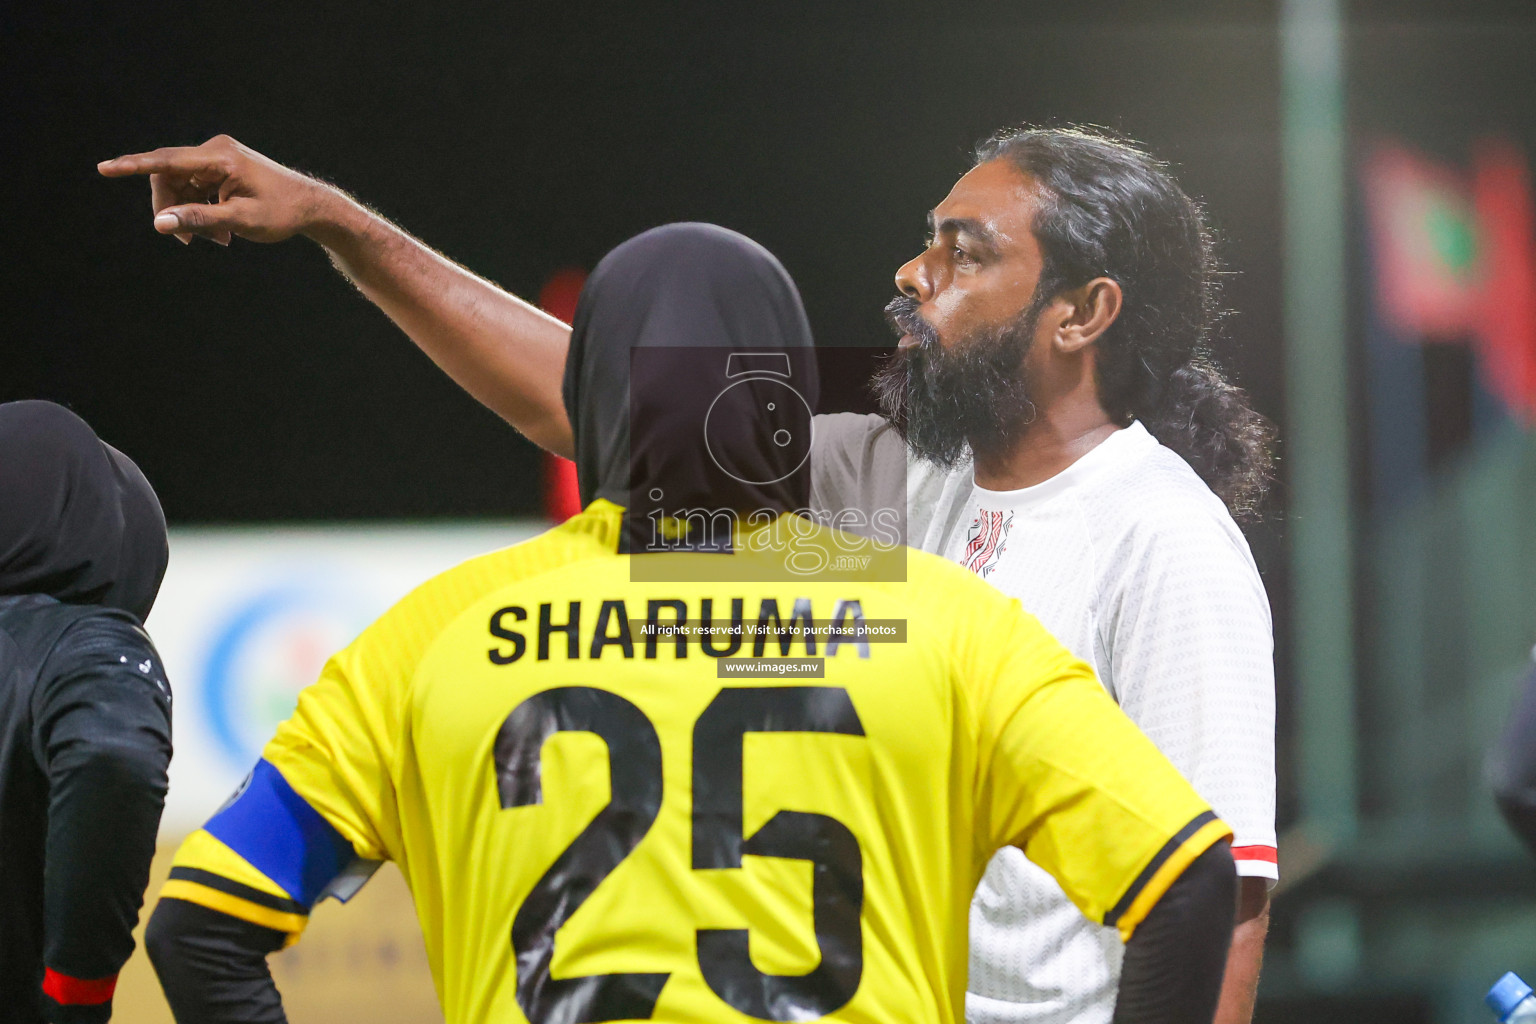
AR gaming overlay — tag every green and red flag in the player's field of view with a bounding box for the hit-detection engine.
[1361,143,1483,339]
[1361,138,1536,421]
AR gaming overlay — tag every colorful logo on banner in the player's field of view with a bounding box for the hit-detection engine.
[201,583,375,767]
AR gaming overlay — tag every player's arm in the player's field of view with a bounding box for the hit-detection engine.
[32,617,173,1023]
[1112,841,1236,1024]
[973,606,1236,1024]
[146,638,398,1024]
[144,759,379,1024]
[1103,515,1277,1024]
[97,135,575,456]
[994,674,1237,1024]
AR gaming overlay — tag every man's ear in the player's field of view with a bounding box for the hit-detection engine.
[1053,277,1123,354]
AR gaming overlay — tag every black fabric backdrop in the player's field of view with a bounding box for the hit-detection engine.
[2,0,1294,523]
[5,0,1536,856]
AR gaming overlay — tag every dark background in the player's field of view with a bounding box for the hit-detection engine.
[6,2,1536,1019]
[2,1,1287,523]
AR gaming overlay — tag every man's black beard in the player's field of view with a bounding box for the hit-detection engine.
[872,293,1041,467]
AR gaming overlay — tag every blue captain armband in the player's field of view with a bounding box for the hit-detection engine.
[205,759,380,909]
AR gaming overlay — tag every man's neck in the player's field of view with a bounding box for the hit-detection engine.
[970,409,1122,491]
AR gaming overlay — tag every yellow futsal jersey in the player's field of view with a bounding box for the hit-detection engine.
[159,500,1229,1024]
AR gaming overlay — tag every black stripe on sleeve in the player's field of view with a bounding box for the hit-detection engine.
[1103,810,1219,929]
[167,867,308,917]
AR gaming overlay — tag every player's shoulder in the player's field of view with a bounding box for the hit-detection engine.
[0,598,161,716]
[50,604,156,657]
[901,542,1007,598]
[813,410,891,448]
[0,594,153,668]
[1076,424,1250,554]
[811,411,889,466]
[809,411,965,538]
[810,411,912,480]
[879,548,1081,710]
[812,411,962,478]
[361,502,621,654]
[872,544,1037,639]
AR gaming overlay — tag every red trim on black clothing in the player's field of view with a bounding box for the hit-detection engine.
[42,968,117,1006]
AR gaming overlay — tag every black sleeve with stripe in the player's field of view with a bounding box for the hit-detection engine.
[163,866,311,924]
[1101,810,1220,934]
[32,616,172,1022]
[146,898,290,1024]
[1111,839,1236,1024]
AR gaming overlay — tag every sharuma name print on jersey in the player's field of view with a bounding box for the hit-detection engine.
[486,596,884,663]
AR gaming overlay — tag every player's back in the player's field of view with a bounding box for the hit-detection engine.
[258,501,1218,1024]
[149,224,1225,1024]
[399,506,975,1024]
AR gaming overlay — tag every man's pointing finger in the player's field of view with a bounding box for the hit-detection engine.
[97,148,229,179]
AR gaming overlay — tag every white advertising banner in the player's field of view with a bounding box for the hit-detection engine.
[144,520,543,837]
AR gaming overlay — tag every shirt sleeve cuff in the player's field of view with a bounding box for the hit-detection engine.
[1232,844,1279,885]
[42,968,117,1024]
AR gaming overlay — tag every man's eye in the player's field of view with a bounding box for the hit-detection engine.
[952,246,977,266]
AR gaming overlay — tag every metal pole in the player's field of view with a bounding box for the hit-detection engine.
[1282,0,1358,844]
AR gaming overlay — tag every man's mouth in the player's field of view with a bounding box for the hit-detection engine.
[885,294,935,353]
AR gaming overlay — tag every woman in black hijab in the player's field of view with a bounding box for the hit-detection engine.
[564,221,819,550]
[0,400,173,1024]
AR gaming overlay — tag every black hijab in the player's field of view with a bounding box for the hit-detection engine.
[563,223,818,542]
[0,401,169,622]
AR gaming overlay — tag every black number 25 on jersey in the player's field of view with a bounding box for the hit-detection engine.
[493,685,866,1024]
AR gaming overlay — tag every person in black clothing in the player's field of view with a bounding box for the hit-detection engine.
[0,400,173,1024]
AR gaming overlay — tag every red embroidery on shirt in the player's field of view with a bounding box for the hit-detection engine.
[961,510,1014,579]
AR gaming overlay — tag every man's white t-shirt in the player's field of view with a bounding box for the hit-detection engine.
[809,413,1277,1024]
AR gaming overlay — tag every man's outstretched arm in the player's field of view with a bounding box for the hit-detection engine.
[98,135,576,456]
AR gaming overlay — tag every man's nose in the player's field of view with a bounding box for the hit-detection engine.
[895,251,934,303]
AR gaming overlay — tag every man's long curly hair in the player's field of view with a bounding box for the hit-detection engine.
[976,125,1275,519]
